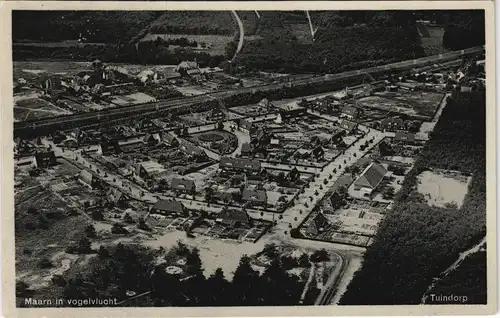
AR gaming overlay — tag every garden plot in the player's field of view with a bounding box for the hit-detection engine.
[417,170,472,209]
[14,98,72,121]
[187,130,239,155]
[230,103,274,116]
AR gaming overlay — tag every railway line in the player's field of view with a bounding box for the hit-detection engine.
[14,46,483,137]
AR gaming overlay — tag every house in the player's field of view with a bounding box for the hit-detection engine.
[179,139,207,158]
[353,162,388,196]
[175,61,199,74]
[258,98,272,109]
[241,189,267,207]
[311,146,325,160]
[340,105,360,119]
[381,118,406,132]
[213,191,234,204]
[162,132,180,148]
[396,81,423,91]
[209,105,225,121]
[151,200,187,216]
[323,192,344,214]
[240,143,253,157]
[143,133,161,146]
[34,151,57,168]
[171,178,196,195]
[216,208,252,228]
[135,161,165,179]
[279,108,307,121]
[269,138,281,148]
[79,170,100,189]
[239,119,254,133]
[394,131,416,143]
[286,167,300,183]
[219,157,261,174]
[107,188,127,207]
[135,118,156,132]
[339,119,358,133]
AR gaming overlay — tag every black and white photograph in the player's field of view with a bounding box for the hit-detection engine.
[2,2,496,316]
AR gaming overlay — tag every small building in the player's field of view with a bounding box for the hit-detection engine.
[107,188,127,208]
[143,133,161,146]
[135,161,165,179]
[279,108,307,121]
[209,105,225,121]
[269,138,281,148]
[34,151,57,168]
[394,131,416,143]
[216,208,252,228]
[176,61,200,74]
[323,192,344,214]
[171,178,196,195]
[353,162,388,196]
[151,200,187,217]
[307,212,329,236]
[311,146,325,160]
[339,119,358,133]
[381,118,406,132]
[396,81,423,91]
[340,105,360,119]
[219,157,261,175]
[179,139,207,159]
[238,119,254,133]
[240,143,253,157]
[135,118,156,132]
[79,170,100,189]
[242,189,267,207]
[162,132,180,148]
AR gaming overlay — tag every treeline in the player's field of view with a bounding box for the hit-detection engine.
[234,11,424,74]
[340,92,486,305]
[20,242,309,307]
[13,42,224,67]
[149,11,235,35]
[426,250,487,304]
[12,11,160,43]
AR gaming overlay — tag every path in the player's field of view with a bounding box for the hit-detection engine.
[421,236,487,304]
[230,10,244,61]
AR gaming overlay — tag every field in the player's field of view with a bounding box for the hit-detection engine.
[141,34,233,56]
[111,92,157,106]
[417,170,472,208]
[14,98,72,121]
[358,90,444,119]
[421,27,450,56]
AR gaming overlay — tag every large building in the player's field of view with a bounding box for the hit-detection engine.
[135,161,165,179]
[241,189,267,207]
[171,178,196,195]
[151,200,187,216]
[353,162,388,196]
[179,139,207,159]
[339,119,358,133]
[216,208,252,228]
[340,105,361,119]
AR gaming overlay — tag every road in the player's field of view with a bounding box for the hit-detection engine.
[231,10,244,61]
[14,46,483,137]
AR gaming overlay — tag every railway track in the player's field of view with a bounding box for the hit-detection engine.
[14,46,483,137]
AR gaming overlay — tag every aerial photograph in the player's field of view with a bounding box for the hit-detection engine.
[11,9,487,307]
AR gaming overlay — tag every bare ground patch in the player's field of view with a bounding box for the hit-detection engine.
[417,170,471,208]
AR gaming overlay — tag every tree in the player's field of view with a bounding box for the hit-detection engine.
[91,209,104,221]
[98,246,110,259]
[85,224,97,238]
[38,257,53,269]
[310,249,330,262]
[186,248,204,277]
[231,255,261,305]
[204,268,231,306]
[16,280,31,297]
[123,212,135,224]
[77,237,92,254]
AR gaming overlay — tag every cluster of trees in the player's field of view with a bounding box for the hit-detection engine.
[234,11,424,74]
[441,11,485,50]
[32,242,310,307]
[340,92,486,305]
[13,42,225,67]
[149,11,236,35]
[12,11,160,43]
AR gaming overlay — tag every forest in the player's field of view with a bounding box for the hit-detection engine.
[340,92,486,305]
[18,242,313,307]
[148,11,236,35]
[12,11,161,43]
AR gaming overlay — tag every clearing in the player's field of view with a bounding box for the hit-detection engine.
[417,170,471,208]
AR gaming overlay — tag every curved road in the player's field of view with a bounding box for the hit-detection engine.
[231,10,244,61]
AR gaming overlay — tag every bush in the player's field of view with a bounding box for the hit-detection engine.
[38,258,53,269]
[310,249,330,262]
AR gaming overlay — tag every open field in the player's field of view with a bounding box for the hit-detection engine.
[417,170,472,208]
[421,27,449,56]
[14,98,72,121]
[141,34,233,56]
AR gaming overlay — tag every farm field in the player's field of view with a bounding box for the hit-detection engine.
[14,98,72,121]
[421,27,450,56]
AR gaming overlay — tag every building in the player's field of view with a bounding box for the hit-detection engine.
[219,157,261,175]
[135,118,157,132]
[396,81,424,91]
[286,167,300,183]
[79,170,100,189]
[240,143,253,157]
[171,178,196,195]
[107,188,127,208]
[381,118,406,132]
[34,151,57,168]
[353,162,388,196]
[279,108,307,121]
[238,119,254,133]
[339,119,358,133]
[179,139,207,159]
[151,200,187,216]
[135,161,165,179]
[162,132,180,148]
[241,189,267,207]
[323,192,344,214]
[216,208,252,228]
[394,131,416,143]
[306,212,330,236]
[311,146,325,160]
[143,133,161,146]
[176,61,200,74]
[209,105,225,121]
[340,105,360,119]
